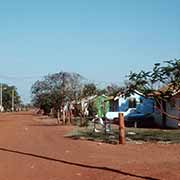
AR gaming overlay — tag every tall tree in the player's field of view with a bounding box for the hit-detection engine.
[81,83,97,98]
[31,71,84,114]
[106,84,124,96]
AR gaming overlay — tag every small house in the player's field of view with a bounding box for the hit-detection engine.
[110,90,154,114]
[106,90,155,126]
[154,90,180,129]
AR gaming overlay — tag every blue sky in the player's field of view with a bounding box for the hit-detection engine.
[0,0,180,103]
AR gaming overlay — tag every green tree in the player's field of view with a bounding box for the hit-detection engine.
[82,83,97,98]
[1,84,21,111]
[106,84,124,96]
[127,59,180,97]
[31,71,84,114]
[127,59,180,124]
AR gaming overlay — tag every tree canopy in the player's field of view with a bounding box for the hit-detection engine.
[31,71,124,115]
[127,59,180,99]
[31,72,85,114]
[81,83,97,98]
[127,59,180,122]
[1,84,21,111]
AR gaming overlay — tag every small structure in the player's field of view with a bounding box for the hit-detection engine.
[148,84,180,129]
[0,105,4,112]
[106,91,155,127]
[94,95,111,119]
[154,91,180,129]
[92,95,112,132]
[80,95,97,117]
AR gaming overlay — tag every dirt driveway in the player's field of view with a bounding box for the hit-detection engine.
[0,112,179,180]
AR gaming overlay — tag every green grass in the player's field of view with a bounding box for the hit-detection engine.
[65,123,180,144]
[126,128,180,143]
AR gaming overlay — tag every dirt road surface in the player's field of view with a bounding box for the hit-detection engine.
[0,112,179,180]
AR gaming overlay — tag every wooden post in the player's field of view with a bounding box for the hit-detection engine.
[104,118,107,136]
[70,110,73,125]
[67,111,71,125]
[134,121,137,128]
[57,109,60,125]
[119,113,126,144]
[62,111,66,125]
[80,114,83,126]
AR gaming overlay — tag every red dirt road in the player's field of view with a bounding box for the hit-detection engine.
[0,112,180,180]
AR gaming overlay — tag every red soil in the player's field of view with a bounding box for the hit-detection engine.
[0,111,179,180]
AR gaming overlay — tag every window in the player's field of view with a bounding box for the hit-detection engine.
[128,98,136,108]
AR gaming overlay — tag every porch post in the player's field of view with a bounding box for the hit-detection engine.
[119,113,126,144]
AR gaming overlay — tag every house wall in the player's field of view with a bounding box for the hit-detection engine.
[154,96,180,129]
[136,97,154,114]
[166,97,180,128]
[110,99,119,112]
[117,94,154,114]
[118,96,129,111]
[153,111,163,127]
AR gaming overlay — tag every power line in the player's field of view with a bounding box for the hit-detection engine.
[0,74,43,81]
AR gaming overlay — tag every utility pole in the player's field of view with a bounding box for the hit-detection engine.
[0,83,2,107]
[12,89,14,112]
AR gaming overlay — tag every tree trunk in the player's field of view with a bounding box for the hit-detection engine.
[62,111,66,125]
[57,109,60,125]
[162,100,167,129]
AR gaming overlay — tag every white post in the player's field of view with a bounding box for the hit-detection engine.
[12,89,14,112]
[0,83,2,107]
[0,83,2,112]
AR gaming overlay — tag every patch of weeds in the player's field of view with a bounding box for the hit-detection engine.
[65,127,118,144]
[65,125,180,144]
[125,128,180,143]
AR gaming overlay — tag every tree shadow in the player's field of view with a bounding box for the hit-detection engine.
[29,123,60,127]
[0,147,159,180]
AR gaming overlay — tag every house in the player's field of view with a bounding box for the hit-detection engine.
[106,90,155,127]
[108,90,154,115]
[153,88,180,129]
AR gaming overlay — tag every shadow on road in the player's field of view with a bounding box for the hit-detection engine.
[29,123,59,127]
[0,147,159,180]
